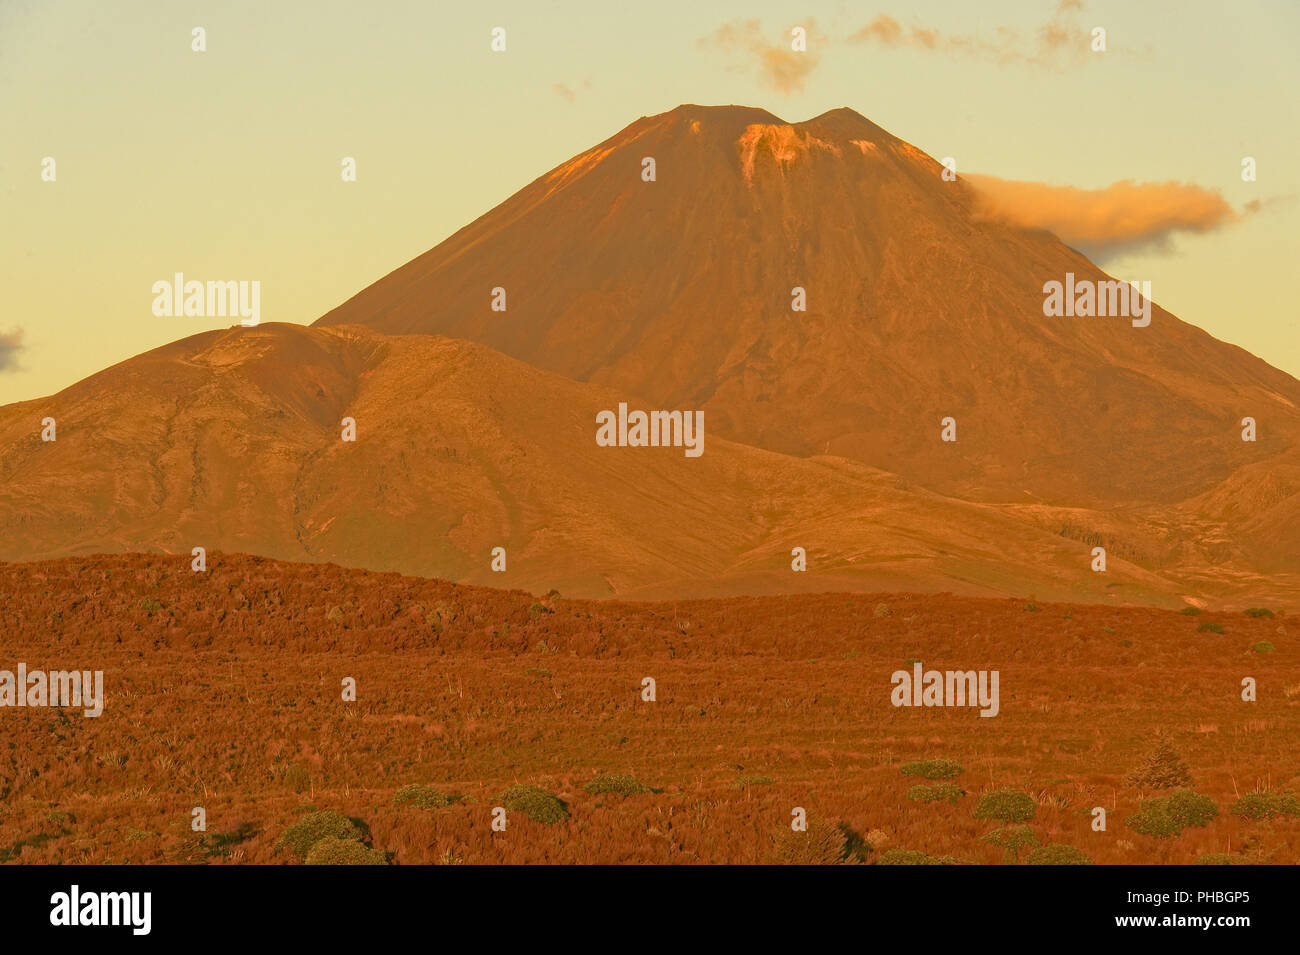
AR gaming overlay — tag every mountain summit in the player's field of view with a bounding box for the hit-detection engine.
[314,105,1300,507]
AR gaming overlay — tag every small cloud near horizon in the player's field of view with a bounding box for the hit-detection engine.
[0,328,25,373]
[850,0,1097,68]
[699,19,822,96]
[964,174,1249,261]
[553,78,593,103]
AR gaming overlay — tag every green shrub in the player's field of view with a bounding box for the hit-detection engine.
[900,759,964,780]
[393,784,453,810]
[1126,738,1192,790]
[1198,622,1224,634]
[981,825,1038,863]
[501,784,569,825]
[1253,641,1274,654]
[1025,843,1093,865]
[1165,789,1218,828]
[981,825,1038,852]
[1179,606,1202,616]
[304,837,388,866]
[1023,603,1040,612]
[973,789,1036,823]
[731,775,775,789]
[582,774,648,796]
[1127,790,1217,837]
[906,783,964,804]
[276,810,364,860]
[1230,790,1300,821]
[1244,607,1274,619]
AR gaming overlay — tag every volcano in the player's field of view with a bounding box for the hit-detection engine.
[316,104,1300,508]
[4,105,1299,604]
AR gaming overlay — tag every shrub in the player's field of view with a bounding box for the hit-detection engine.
[1023,603,1040,612]
[282,763,310,794]
[838,824,872,863]
[1253,641,1274,654]
[981,825,1038,851]
[1126,738,1192,790]
[981,825,1038,863]
[900,759,964,780]
[1198,622,1224,634]
[393,784,453,810]
[873,603,892,618]
[1127,790,1218,838]
[582,774,648,796]
[501,784,569,825]
[1179,606,1202,616]
[1244,607,1274,618]
[973,789,1036,823]
[731,775,775,789]
[770,820,851,865]
[1230,790,1300,821]
[276,810,364,860]
[1194,853,1245,865]
[305,837,388,865]
[906,783,964,804]
[1026,843,1093,865]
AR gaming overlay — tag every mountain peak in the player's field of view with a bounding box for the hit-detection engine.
[797,106,901,145]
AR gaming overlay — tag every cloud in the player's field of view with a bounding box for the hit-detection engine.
[850,1,1096,68]
[700,19,822,95]
[0,328,25,373]
[552,77,593,103]
[963,174,1245,260]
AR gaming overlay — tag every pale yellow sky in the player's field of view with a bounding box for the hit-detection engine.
[2,0,1296,404]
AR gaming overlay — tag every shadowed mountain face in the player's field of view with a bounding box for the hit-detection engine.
[315,104,1300,506]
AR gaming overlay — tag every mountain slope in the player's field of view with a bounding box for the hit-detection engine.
[5,321,1288,605]
[315,104,1300,506]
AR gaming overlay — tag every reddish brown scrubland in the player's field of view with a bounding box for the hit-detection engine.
[2,553,1295,864]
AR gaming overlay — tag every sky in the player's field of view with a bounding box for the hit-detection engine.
[1,0,1297,404]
